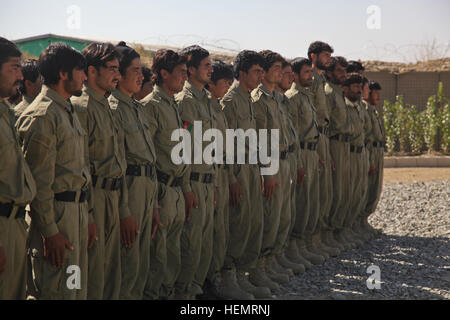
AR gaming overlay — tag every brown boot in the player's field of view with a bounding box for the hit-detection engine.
[317,231,341,257]
[276,253,305,275]
[297,238,325,265]
[285,238,313,269]
[218,269,255,300]
[248,258,280,292]
[264,256,290,284]
[236,270,271,299]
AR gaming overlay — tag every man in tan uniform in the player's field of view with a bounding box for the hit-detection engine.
[0,37,36,300]
[308,42,342,254]
[109,41,160,299]
[286,58,328,265]
[274,62,306,275]
[17,43,94,300]
[252,50,292,289]
[14,59,42,120]
[324,56,356,250]
[221,50,269,299]
[141,49,192,300]
[203,60,236,299]
[175,45,215,299]
[71,43,125,299]
[361,81,384,238]
[342,73,368,247]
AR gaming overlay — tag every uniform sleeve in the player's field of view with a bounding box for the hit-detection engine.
[83,108,95,224]
[178,98,197,194]
[221,98,239,185]
[22,116,59,238]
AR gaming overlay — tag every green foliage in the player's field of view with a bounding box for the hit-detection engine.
[383,82,448,154]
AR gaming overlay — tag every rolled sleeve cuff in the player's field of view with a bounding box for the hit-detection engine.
[41,222,59,238]
[119,206,131,220]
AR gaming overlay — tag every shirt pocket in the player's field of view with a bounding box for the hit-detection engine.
[123,122,147,154]
[236,111,253,131]
[92,120,115,161]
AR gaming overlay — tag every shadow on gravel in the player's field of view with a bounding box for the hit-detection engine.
[278,233,450,300]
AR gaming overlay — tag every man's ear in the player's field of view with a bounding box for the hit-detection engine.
[160,69,169,81]
[87,65,98,78]
[59,71,69,81]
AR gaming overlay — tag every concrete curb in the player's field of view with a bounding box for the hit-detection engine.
[384,156,450,168]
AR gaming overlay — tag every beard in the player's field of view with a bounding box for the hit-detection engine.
[316,59,328,71]
[64,79,83,97]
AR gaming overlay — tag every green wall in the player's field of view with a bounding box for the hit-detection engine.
[16,36,92,57]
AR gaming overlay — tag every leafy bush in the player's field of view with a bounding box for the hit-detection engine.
[383,82,448,154]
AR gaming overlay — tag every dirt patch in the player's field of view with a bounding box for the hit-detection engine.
[384,168,450,183]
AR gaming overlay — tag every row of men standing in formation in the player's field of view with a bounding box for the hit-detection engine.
[0,37,384,299]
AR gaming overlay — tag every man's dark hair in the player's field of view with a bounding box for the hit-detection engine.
[259,50,284,72]
[290,57,312,75]
[233,50,265,79]
[115,41,140,76]
[327,56,348,72]
[142,66,151,86]
[19,59,40,95]
[82,42,121,73]
[211,60,233,84]
[151,49,187,86]
[347,60,365,73]
[180,45,209,76]
[281,59,290,69]
[38,42,86,86]
[342,72,363,87]
[369,80,382,92]
[0,37,22,68]
[307,41,334,60]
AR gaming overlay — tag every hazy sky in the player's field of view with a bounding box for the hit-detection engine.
[1,0,449,62]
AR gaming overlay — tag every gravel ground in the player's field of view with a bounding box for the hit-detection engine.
[275,180,450,300]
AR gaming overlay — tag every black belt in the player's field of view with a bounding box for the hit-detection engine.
[190,172,214,184]
[350,145,364,153]
[92,175,123,191]
[288,144,295,153]
[300,141,318,151]
[157,170,183,187]
[318,126,329,136]
[330,134,350,142]
[0,203,26,219]
[280,150,289,160]
[373,141,384,148]
[55,187,89,203]
[126,164,156,178]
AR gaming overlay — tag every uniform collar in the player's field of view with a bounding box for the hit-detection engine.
[23,95,33,104]
[154,85,176,105]
[184,80,208,100]
[258,83,275,98]
[345,96,358,108]
[329,81,344,95]
[42,85,74,113]
[112,89,138,108]
[85,85,109,107]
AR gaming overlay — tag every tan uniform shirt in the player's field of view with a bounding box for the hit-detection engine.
[311,69,330,128]
[221,81,258,168]
[211,98,236,185]
[252,83,290,178]
[72,85,130,219]
[346,98,365,147]
[109,89,157,167]
[141,85,192,193]
[286,82,320,143]
[17,86,91,238]
[325,82,352,137]
[0,99,36,209]
[176,81,216,176]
